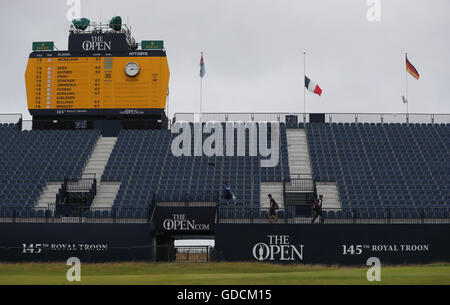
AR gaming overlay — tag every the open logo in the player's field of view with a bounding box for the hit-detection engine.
[253,235,304,262]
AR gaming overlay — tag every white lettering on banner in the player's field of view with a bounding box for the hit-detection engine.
[252,235,304,262]
[21,243,108,253]
[163,214,210,231]
[342,244,430,255]
[82,36,112,51]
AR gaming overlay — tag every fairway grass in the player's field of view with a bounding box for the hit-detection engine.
[0,262,449,285]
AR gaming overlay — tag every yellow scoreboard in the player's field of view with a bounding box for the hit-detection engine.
[25,53,170,115]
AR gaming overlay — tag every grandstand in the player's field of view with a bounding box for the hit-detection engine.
[1,113,449,221]
[0,113,449,264]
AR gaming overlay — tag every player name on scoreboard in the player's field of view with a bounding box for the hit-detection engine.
[55,58,88,108]
[29,57,107,110]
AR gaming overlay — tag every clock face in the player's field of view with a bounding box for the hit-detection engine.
[125,62,140,77]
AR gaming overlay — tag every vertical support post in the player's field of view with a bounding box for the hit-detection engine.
[405,53,409,122]
[303,51,306,124]
[200,77,203,123]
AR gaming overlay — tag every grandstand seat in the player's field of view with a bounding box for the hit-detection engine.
[259,210,268,219]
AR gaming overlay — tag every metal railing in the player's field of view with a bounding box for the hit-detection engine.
[1,203,448,225]
[0,205,155,224]
[65,176,97,192]
[217,205,450,225]
[284,178,314,192]
[174,112,450,125]
[14,113,450,133]
[157,201,218,207]
[20,118,168,132]
[174,246,211,263]
[56,176,97,207]
[0,114,23,130]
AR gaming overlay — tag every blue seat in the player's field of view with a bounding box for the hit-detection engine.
[260,210,268,219]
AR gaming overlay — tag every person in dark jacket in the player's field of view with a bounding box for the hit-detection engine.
[223,181,234,201]
[313,179,318,201]
[311,194,324,224]
[268,194,279,223]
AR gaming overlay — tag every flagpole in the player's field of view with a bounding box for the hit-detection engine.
[405,52,409,117]
[200,76,203,122]
[200,52,203,123]
[303,51,306,124]
[166,87,170,124]
[405,52,409,123]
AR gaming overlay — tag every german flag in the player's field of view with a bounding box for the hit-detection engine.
[406,55,420,80]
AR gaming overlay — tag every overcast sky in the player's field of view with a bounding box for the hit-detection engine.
[1,0,450,120]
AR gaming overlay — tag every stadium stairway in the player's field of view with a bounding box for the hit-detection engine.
[316,182,342,209]
[82,137,120,209]
[91,182,121,208]
[260,182,284,209]
[286,129,313,179]
[35,182,63,208]
[282,128,315,207]
[82,137,117,180]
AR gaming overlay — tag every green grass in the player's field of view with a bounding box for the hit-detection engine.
[0,262,449,285]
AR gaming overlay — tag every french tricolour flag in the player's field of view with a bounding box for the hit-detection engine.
[305,76,322,96]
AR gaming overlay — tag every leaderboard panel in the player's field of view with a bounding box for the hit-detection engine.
[25,53,170,115]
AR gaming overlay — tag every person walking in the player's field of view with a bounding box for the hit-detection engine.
[223,181,235,201]
[268,194,279,223]
[312,194,324,224]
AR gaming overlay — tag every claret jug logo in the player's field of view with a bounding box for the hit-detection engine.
[252,235,304,262]
[171,121,280,168]
[163,214,210,231]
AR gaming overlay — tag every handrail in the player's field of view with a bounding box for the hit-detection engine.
[174,112,450,125]
[0,205,448,224]
[217,205,450,225]
[148,203,157,224]
[284,179,314,192]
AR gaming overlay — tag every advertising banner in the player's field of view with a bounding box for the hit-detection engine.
[0,223,153,262]
[68,33,129,53]
[154,207,217,234]
[215,224,450,265]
